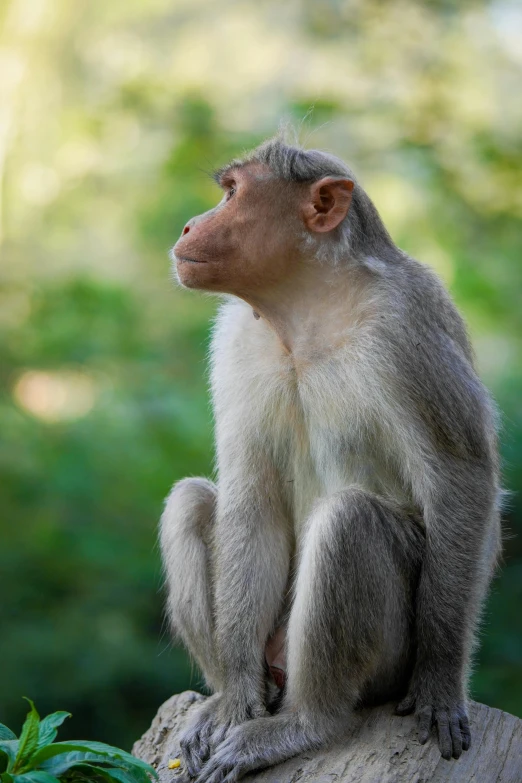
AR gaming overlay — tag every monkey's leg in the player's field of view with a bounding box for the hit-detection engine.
[196,488,423,783]
[160,477,221,691]
[179,470,292,777]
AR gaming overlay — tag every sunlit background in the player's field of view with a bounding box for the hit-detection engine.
[1,0,521,751]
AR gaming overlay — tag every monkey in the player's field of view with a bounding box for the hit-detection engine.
[159,133,501,783]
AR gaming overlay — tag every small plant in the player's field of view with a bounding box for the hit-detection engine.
[0,699,158,783]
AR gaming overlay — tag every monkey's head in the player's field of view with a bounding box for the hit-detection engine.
[172,138,357,297]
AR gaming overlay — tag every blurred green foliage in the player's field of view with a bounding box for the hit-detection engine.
[0,698,157,782]
[0,0,521,752]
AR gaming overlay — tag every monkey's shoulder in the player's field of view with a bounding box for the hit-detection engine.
[375,260,498,461]
[385,257,471,348]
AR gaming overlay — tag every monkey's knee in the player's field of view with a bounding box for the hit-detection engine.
[326,487,424,572]
[160,477,217,599]
[160,477,217,549]
[160,479,220,687]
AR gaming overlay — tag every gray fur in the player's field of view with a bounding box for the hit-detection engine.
[160,136,501,782]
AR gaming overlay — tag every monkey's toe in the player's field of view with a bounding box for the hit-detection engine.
[416,705,433,745]
[412,703,471,761]
[196,757,237,783]
[459,712,471,752]
[195,729,253,783]
[180,732,208,778]
[395,693,416,716]
[437,706,470,760]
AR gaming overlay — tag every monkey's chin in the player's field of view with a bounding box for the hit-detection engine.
[175,260,215,291]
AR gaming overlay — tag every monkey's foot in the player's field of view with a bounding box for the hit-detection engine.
[194,714,323,783]
[179,694,222,777]
[179,693,268,778]
[396,693,471,760]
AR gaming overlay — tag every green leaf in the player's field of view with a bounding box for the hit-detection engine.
[12,773,60,783]
[41,755,126,777]
[0,741,19,768]
[32,743,156,778]
[36,714,71,750]
[1,772,14,783]
[13,701,40,773]
[64,764,114,782]
[60,764,137,783]
[42,757,153,782]
[100,767,153,783]
[0,728,16,743]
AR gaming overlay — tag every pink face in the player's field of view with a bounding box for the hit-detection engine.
[172,164,302,297]
[172,163,354,298]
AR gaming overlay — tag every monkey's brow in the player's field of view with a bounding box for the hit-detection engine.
[212,163,244,185]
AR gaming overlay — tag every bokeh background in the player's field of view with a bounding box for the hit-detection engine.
[1,0,521,751]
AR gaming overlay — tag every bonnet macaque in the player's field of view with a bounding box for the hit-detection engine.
[160,135,501,783]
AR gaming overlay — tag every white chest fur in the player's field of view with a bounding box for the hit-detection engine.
[211,301,406,533]
[275,358,383,530]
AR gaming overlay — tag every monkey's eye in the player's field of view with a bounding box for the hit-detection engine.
[225,186,236,201]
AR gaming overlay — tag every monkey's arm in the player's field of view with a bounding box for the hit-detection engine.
[397,462,497,757]
[392,336,500,759]
[213,444,290,711]
[210,308,291,716]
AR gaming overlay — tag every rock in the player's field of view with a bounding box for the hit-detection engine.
[133,691,522,783]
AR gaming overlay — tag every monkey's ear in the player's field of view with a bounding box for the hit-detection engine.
[302,177,354,233]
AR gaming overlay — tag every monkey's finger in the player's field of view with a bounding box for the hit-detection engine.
[395,694,416,716]
[197,737,211,767]
[182,754,199,779]
[202,719,216,741]
[196,759,233,783]
[417,706,433,744]
[450,714,463,759]
[459,714,471,751]
[179,740,193,775]
[221,767,244,783]
[210,722,230,748]
[435,711,452,760]
[192,740,211,773]
[202,770,231,783]
[180,737,202,779]
[198,720,216,762]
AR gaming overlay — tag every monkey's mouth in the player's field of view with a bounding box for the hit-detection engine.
[177,255,206,264]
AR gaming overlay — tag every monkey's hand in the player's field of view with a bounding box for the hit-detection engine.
[179,692,268,778]
[395,687,471,761]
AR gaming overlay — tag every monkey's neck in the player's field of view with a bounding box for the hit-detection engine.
[241,265,371,357]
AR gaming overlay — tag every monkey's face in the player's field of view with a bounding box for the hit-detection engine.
[172,164,303,297]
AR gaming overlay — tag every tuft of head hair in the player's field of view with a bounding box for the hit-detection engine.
[214,125,353,187]
[246,127,355,186]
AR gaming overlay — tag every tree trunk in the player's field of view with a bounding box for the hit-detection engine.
[133,691,521,782]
